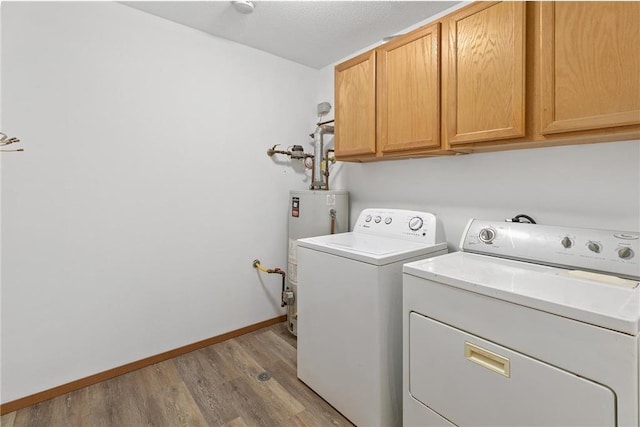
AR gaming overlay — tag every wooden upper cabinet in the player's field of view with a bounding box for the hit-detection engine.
[334,50,376,158]
[539,2,640,135]
[334,1,639,161]
[444,1,526,146]
[377,23,441,154]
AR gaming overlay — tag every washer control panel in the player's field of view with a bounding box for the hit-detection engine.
[354,208,439,244]
[461,219,640,279]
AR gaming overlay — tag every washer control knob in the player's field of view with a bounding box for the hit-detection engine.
[365,215,372,222]
[561,236,573,249]
[374,216,382,224]
[384,217,392,225]
[478,228,496,244]
[587,241,602,254]
[618,247,634,260]
[408,216,423,231]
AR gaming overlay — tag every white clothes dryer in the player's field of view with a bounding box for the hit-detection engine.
[297,208,447,427]
[403,219,640,427]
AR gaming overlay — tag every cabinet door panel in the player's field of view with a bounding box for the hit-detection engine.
[445,1,526,145]
[540,2,640,134]
[335,51,376,158]
[378,23,440,153]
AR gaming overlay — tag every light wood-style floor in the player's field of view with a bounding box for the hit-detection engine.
[1,322,354,427]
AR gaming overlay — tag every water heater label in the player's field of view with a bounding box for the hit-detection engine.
[326,194,336,206]
[292,197,300,217]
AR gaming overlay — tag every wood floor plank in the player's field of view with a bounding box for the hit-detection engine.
[2,322,353,427]
[144,380,208,427]
[199,344,245,385]
[103,368,151,426]
[231,329,293,377]
[127,360,207,427]
[220,416,248,427]
[287,409,344,427]
[173,351,241,426]
[60,385,98,426]
[255,329,297,370]
[247,374,306,423]
[265,359,353,427]
[234,330,281,367]
[213,339,265,379]
[9,397,57,427]
[212,339,306,422]
[221,375,283,426]
[269,322,298,349]
[69,373,124,427]
[0,410,16,427]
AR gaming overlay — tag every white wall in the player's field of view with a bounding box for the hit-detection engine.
[315,3,640,251]
[342,142,640,251]
[1,2,322,403]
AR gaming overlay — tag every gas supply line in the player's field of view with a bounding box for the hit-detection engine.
[267,144,314,160]
[252,259,291,308]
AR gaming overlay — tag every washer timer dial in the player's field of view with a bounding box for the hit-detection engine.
[561,236,573,248]
[478,228,496,244]
[408,216,424,231]
[587,241,602,254]
[618,247,634,260]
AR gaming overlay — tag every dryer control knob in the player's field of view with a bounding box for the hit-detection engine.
[374,216,382,223]
[365,215,372,222]
[561,236,573,248]
[587,241,602,254]
[618,247,634,260]
[408,216,423,231]
[478,228,496,244]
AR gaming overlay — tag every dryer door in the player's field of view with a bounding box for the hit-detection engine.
[409,313,616,426]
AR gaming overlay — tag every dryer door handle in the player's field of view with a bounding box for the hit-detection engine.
[464,342,510,378]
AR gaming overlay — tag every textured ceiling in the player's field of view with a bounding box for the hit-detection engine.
[121,1,459,69]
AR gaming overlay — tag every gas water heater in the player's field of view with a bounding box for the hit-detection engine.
[287,189,348,335]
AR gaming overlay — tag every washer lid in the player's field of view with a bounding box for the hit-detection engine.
[298,232,447,266]
[403,252,640,335]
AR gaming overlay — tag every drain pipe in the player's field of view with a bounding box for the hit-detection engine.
[311,124,334,190]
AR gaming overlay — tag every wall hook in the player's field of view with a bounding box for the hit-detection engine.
[1,132,24,152]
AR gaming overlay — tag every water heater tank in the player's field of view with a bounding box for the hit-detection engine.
[287,189,349,335]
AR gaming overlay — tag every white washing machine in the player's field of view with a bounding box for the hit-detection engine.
[403,219,640,427]
[297,208,447,427]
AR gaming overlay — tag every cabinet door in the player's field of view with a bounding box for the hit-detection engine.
[377,23,441,154]
[539,2,640,134]
[444,1,526,145]
[334,50,376,158]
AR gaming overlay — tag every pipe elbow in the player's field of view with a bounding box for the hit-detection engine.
[316,124,334,136]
